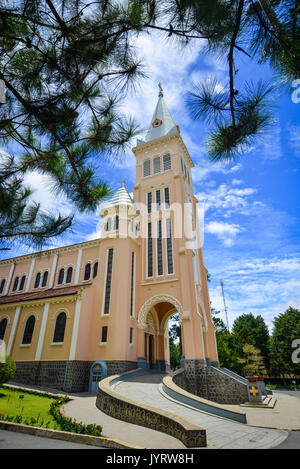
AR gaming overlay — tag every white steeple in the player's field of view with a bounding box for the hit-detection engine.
[137,84,177,145]
[102,181,134,209]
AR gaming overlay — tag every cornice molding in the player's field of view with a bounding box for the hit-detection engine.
[0,239,102,265]
[132,133,194,168]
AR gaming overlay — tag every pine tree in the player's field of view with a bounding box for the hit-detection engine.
[238,343,267,377]
[0,0,155,250]
[137,0,300,161]
[270,306,300,376]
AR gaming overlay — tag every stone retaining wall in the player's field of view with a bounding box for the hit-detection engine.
[176,360,248,405]
[12,360,137,393]
[96,370,207,448]
[163,372,247,424]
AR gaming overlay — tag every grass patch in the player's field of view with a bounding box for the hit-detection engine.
[0,386,59,429]
[0,386,103,437]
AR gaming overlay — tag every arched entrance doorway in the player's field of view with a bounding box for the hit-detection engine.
[88,361,107,393]
[137,295,184,371]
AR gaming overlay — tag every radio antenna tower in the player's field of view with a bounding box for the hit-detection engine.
[220,280,230,331]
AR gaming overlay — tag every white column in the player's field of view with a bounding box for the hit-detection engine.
[74,248,82,284]
[25,258,35,292]
[69,298,82,360]
[4,263,15,295]
[48,254,58,289]
[7,306,21,355]
[35,302,49,361]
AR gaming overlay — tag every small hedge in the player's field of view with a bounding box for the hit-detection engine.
[49,396,103,437]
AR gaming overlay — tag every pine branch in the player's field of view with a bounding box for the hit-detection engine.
[228,0,245,129]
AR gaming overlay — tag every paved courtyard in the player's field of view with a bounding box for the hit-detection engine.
[112,372,287,449]
[7,376,298,449]
[62,372,290,449]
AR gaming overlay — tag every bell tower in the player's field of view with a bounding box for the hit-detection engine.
[132,85,219,372]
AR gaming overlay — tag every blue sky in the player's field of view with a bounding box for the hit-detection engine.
[1,30,300,333]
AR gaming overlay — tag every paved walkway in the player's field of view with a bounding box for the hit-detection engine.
[7,377,292,449]
[63,395,185,449]
[223,392,300,430]
[113,372,288,449]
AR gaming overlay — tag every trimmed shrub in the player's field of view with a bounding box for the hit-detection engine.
[0,356,16,386]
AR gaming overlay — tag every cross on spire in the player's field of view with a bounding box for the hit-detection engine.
[158,82,163,98]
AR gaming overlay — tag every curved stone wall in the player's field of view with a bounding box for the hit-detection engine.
[96,369,207,448]
[162,370,247,424]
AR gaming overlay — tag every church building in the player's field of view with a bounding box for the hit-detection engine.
[0,87,219,393]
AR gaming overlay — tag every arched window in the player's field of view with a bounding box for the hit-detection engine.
[22,315,35,345]
[34,272,41,288]
[106,217,112,231]
[12,277,19,292]
[66,267,73,284]
[42,271,48,288]
[93,262,98,278]
[0,318,7,340]
[114,215,119,230]
[84,263,91,281]
[53,312,66,343]
[143,159,151,177]
[0,279,5,294]
[58,268,65,285]
[19,275,26,291]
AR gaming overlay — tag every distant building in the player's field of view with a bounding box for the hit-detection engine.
[0,88,218,392]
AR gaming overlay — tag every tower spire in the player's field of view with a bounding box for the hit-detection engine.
[158,82,163,98]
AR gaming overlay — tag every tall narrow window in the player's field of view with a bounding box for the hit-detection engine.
[101,326,108,343]
[0,279,5,294]
[0,318,7,340]
[180,157,184,173]
[66,266,73,284]
[53,312,66,343]
[147,223,153,278]
[93,262,98,278]
[130,327,134,345]
[143,160,151,177]
[155,190,161,211]
[12,277,19,292]
[42,271,48,288]
[22,315,35,345]
[58,268,64,285]
[166,218,174,275]
[163,153,171,171]
[103,248,113,315]
[157,220,163,276]
[147,192,152,214]
[153,156,161,174]
[114,215,119,230]
[84,263,91,281]
[34,272,41,289]
[130,252,135,317]
[106,217,112,231]
[19,275,26,291]
[164,187,170,209]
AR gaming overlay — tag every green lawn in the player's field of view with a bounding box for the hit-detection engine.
[0,387,59,429]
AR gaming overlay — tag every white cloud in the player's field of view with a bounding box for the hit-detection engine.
[287,124,300,157]
[195,183,259,218]
[231,178,243,186]
[205,221,243,247]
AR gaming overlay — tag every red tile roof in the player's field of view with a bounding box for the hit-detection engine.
[0,283,92,306]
